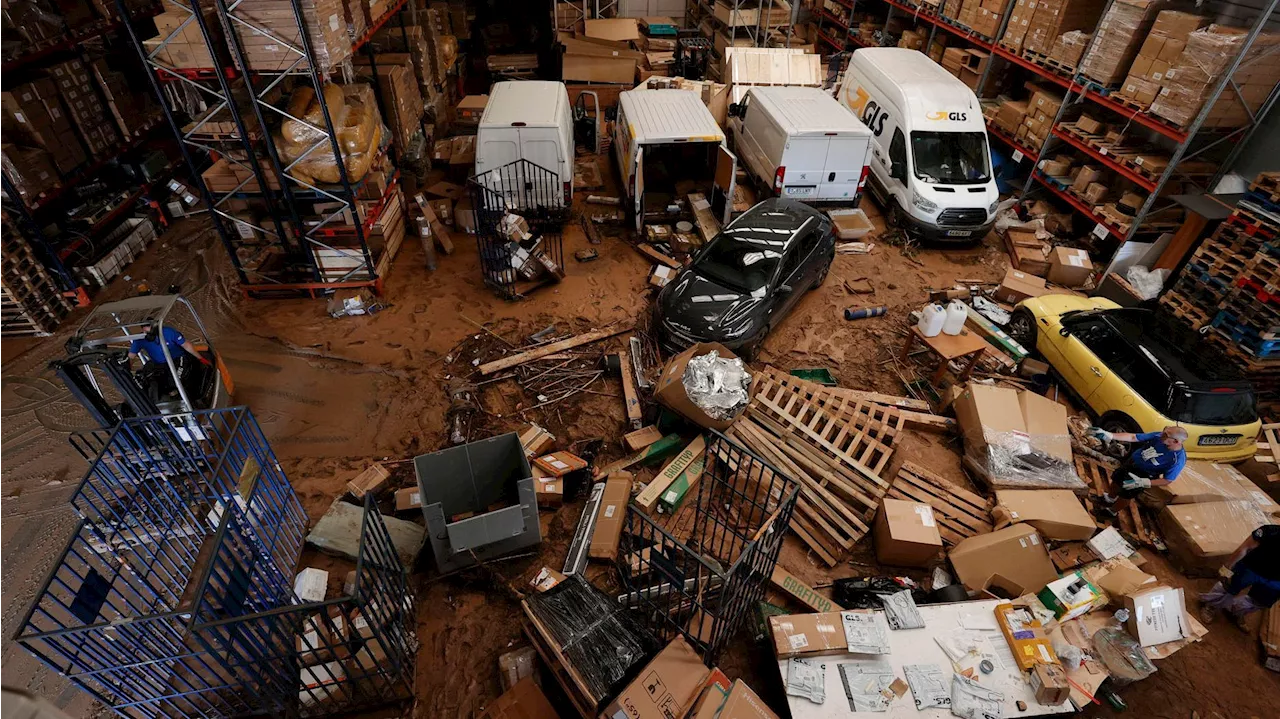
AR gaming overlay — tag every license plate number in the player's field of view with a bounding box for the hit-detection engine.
[1198,434,1240,446]
[785,186,815,197]
[946,229,972,237]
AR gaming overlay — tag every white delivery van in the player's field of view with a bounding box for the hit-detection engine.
[729,86,873,204]
[475,81,574,206]
[837,48,998,242]
[613,89,737,231]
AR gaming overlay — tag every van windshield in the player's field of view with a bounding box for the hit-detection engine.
[910,132,990,184]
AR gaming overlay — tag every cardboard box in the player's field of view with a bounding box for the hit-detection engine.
[1150,10,1208,39]
[1149,460,1252,505]
[601,637,710,719]
[530,566,566,592]
[477,676,559,719]
[950,524,1059,593]
[993,490,1096,541]
[1015,244,1051,277]
[1158,502,1276,573]
[534,451,587,477]
[589,472,632,560]
[1037,572,1101,621]
[653,343,749,431]
[689,669,734,719]
[1124,585,1189,646]
[1030,663,1071,705]
[995,100,1029,133]
[455,94,489,122]
[953,383,1025,461]
[636,435,706,513]
[1019,390,1072,464]
[1083,182,1108,203]
[715,680,780,718]
[395,487,422,511]
[1095,564,1155,598]
[874,499,943,567]
[1071,166,1101,193]
[994,268,1047,304]
[768,611,847,658]
[519,424,556,458]
[535,477,563,508]
[1076,114,1105,134]
[994,600,1058,670]
[347,463,390,498]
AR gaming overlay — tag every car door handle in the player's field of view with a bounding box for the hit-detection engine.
[1091,367,1102,377]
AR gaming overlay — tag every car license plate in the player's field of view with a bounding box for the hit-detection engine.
[785,186,816,197]
[946,229,972,237]
[1198,434,1240,446]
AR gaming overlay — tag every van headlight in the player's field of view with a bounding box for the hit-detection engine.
[911,194,938,213]
[989,200,999,215]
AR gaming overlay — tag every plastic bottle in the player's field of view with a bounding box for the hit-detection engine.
[942,300,968,335]
[918,303,946,337]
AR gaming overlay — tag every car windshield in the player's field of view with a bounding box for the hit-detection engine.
[693,231,785,293]
[1167,385,1258,426]
[910,131,990,184]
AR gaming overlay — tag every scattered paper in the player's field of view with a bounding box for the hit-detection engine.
[959,612,999,632]
[881,590,925,630]
[950,674,1004,719]
[786,657,827,705]
[936,627,981,664]
[1088,527,1136,560]
[904,664,950,710]
[838,659,895,712]
[842,611,891,654]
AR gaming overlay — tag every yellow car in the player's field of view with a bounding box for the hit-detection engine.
[1006,295,1261,462]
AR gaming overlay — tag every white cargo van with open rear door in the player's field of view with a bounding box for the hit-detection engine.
[837,48,998,242]
[729,85,873,204]
[613,89,737,231]
[475,81,574,207]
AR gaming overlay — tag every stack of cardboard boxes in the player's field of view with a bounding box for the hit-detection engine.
[939,47,991,91]
[1046,30,1089,69]
[2,79,88,177]
[1151,26,1280,128]
[1001,0,1106,56]
[144,8,220,69]
[89,59,155,140]
[49,59,122,158]
[353,55,425,151]
[1115,11,1209,110]
[956,0,1008,39]
[1017,85,1063,152]
[1155,460,1280,575]
[230,0,352,71]
[1078,0,1167,88]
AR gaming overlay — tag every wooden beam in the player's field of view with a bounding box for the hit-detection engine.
[617,347,642,429]
[478,325,629,375]
[637,243,681,268]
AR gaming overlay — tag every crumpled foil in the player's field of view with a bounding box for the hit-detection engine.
[681,350,751,420]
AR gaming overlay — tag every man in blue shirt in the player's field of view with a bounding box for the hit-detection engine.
[1088,425,1188,517]
[129,324,207,367]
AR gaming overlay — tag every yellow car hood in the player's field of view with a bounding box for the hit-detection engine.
[1022,293,1120,318]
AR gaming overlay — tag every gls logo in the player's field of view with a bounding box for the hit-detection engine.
[926,111,969,121]
[843,85,888,137]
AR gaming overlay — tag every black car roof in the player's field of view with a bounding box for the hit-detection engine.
[1099,308,1247,386]
[721,199,825,247]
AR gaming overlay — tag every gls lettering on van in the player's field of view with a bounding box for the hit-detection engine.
[926,111,969,122]
[842,85,888,137]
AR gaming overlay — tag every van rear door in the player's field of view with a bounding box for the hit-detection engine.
[778,137,828,200]
[819,136,871,200]
[710,145,738,225]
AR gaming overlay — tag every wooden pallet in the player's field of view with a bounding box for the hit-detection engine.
[1251,172,1280,203]
[1074,454,1159,547]
[1158,290,1215,329]
[756,366,954,433]
[1262,604,1280,673]
[522,610,597,719]
[888,462,992,545]
[1252,422,1280,482]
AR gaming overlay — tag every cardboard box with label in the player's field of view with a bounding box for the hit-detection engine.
[1157,501,1276,574]
[767,611,848,658]
[993,489,1096,541]
[395,487,422,512]
[994,268,1047,304]
[874,499,943,567]
[1037,572,1102,621]
[589,473,632,560]
[714,680,780,718]
[994,600,1058,671]
[1124,585,1190,646]
[1030,662,1071,705]
[653,342,749,430]
[535,477,563,508]
[534,451,587,477]
[950,524,1059,594]
[1017,390,1073,464]
[601,637,710,719]
[1047,247,1094,287]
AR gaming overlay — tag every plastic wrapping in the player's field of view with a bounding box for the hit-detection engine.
[1,145,59,200]
[1092,628,1157,683]
[950,674,1004,719]
[838,660,894,711]
[524,575,658,705]
[786,657,827,704]
[1079,0,1166,86]
[1157,497,1278,575]
[1150,26,1248,126]
[1048,30,1091,68]
[974,431,1088,490]
[681,350,751,421]
[275,84,385,186]
[1124,265,1168,299]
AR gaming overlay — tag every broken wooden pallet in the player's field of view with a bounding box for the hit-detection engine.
[888,462,993,545]
[1253,422,1280,482]
[757,366,955,433]
[1074,454,1159,548]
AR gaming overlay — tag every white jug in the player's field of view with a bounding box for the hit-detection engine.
[918,303,946,337]
[943,300,968,335]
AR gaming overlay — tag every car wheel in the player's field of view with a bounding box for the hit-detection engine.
[884,203,902,228]
[1006,308,1038,350]
[1099,412,1142,436]
[814,260,831,287]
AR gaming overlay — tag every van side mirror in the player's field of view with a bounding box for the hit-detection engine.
[891,162,907,182]
[778,284,793,295]
[728,102,746,119]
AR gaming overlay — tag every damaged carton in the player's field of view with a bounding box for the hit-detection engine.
[992,489,1097,541]
[653,342,751,431]
[601,637,711,719]
[949,524,1059,594]
[1124,585,1190,647]
[588,473,632,560]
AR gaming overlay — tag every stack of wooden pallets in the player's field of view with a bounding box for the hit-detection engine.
[2,222,71,337]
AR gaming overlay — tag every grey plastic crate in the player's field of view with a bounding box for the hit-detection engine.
[414,432,541,573]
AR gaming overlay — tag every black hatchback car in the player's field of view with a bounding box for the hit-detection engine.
[655,198,836,357]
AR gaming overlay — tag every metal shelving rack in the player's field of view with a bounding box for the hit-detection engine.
[686,0,795,72]
[0,2,169,296]
[114,0,414,298]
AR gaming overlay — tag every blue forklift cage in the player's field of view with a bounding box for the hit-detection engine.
[15,408,416,718]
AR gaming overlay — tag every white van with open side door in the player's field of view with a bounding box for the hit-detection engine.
[613,89,737,231]
[729,85,873,204]
[476,81,574,207]
[837,48,998,242]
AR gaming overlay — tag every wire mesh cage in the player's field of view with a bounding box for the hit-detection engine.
[467,159,570,299]
[16,408,416,718]
[615,431,798,664]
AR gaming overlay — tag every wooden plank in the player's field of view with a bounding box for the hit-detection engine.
[750,396,890,492]
[616,348,642,428]
[478,325,629,375]
[899,462,990,517]
[770,566,836,613]
[790,511,841,566]
[895,472,992,534]
[760,366,932,410]
[637,243,681,268]
[522,617,595,718]
[747,410,882,511]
